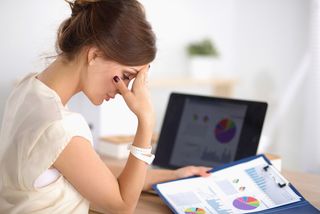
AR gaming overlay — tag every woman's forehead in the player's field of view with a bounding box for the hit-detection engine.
[124,65,146,73]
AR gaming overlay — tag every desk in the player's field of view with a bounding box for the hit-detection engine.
[90,155,320,214]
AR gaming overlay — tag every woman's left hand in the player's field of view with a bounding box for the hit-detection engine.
[144,166,212,191]
[173,166,212,179]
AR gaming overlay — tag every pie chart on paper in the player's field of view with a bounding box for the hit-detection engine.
[214,118,236,143]
[233,196,260,210]
[184,207,206,214]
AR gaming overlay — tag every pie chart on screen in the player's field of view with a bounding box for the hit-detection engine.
[214,118,236,143]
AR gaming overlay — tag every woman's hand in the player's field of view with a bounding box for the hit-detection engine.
[173,166,212,179]
[113,65,154,124]
[143,166,212,191]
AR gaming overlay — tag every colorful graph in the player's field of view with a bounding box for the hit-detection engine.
[184,207,206,214]
[233,196,260,210]
[214,118,236,143]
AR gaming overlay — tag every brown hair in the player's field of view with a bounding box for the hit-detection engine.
[56,0,156,66]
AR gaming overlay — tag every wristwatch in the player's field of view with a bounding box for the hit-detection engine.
[128,144,155,165]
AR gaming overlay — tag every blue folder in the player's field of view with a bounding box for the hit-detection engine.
[152,154,320,214]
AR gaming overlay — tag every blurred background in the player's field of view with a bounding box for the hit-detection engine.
[0,0,319,173]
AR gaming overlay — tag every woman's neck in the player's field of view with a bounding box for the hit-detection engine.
[37,57,83,106]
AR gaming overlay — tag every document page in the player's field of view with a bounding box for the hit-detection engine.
[156,157,301,214]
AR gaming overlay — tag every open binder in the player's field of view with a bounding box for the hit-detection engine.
[153,154,320,214]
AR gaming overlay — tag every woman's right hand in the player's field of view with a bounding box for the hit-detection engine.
[113,65,154,125]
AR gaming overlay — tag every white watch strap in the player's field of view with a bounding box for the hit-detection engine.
[130,151,155,165]
[128,144,155,165]
[128,144,152,154]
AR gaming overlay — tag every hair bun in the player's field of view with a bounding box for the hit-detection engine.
[58,0,156,64]
[74,0,100,4]
[65,0,99,17]
[65,0,99,4]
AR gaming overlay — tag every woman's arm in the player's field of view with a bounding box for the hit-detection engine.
[54,65,154,213]
[143,166,212,191]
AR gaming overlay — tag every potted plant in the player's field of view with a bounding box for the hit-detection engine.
[187,38,220,78]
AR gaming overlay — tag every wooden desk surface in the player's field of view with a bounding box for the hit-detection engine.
[282,170,320,209]
[90,155,320,214]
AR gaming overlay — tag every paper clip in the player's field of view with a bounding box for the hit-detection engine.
[263,165,289,188]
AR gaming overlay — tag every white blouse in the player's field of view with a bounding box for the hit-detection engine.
[0,73,93,213]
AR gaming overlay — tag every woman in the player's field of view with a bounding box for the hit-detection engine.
[0,0,211,213]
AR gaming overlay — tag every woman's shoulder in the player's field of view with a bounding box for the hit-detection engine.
[59,111,93,144]
[16,72,38,85]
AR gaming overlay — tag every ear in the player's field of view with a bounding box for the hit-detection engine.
[87,46,100,66]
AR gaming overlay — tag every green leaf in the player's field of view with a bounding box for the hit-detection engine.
[187,39,219,57]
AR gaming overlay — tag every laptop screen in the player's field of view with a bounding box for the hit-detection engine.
[153,93,268,169]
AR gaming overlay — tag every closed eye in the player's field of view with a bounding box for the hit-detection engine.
[122,74,130,80]
[122,73,136,81]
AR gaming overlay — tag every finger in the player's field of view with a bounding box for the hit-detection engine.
[131,66,150,91]
[113,76,131,98]
[135,64,150,83]
[203,168,212,176]
[203,167,213,172]
[144,64,151,82]
[195,167,212,177]
[142,64,151,82]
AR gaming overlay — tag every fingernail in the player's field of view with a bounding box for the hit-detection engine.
[113,76,120,83]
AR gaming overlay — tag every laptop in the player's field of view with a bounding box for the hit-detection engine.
[152,92,268,169]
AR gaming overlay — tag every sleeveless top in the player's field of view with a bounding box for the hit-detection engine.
[0,73,93,213]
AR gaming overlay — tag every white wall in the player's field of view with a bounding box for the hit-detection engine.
[0,0,69,121]
[232,0,311,171]
[0,0,313,172]
[234,0,310,99]
[140,0,236,76]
